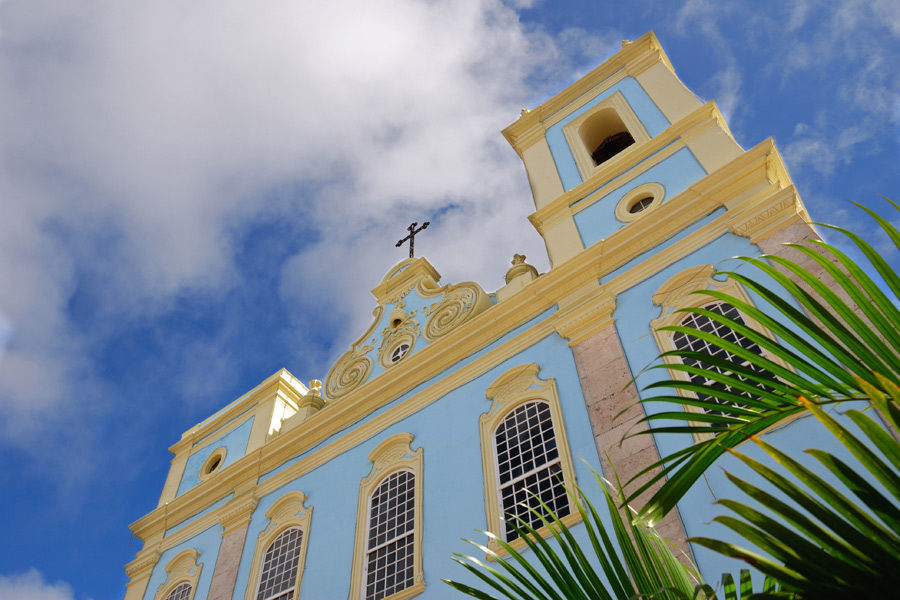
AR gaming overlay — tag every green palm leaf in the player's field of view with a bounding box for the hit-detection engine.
[444,470,700,600]
[445,470,792,600]
[628,201,900,524]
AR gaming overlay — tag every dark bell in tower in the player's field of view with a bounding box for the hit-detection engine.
[591,131,635,165]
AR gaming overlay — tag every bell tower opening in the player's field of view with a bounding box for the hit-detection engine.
[578,108,635,166]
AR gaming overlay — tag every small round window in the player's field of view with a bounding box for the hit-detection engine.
[628,195,654,214]
[615,183,665,223]
[200,447,227,480]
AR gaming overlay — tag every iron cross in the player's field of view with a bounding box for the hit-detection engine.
[396,221,430,258]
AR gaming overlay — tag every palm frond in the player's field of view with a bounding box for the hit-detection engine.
[444,471,699,600]
[628,201,900,524]
[690,402,900,598]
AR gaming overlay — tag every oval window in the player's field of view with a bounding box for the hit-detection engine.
[200,447,227,480]
[615,183,666,223]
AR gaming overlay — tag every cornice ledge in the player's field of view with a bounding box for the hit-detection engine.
[125,548,161,580]
[502,31,668,155]
[501,107,547,156]
[553,289,617,347]
[674,100,734,144]
[726,186,803,243]
[168,369,303,456]
[371,257,441,305]
[623,43,667,78]
[218,492,259,534]
[694,138,786,208]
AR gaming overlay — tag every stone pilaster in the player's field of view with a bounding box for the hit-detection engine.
[208,524,249,600]
[124,548,161,600]
[571,324,691,557]
[208,492,257,600]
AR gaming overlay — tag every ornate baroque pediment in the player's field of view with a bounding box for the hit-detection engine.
[323,258,493,401]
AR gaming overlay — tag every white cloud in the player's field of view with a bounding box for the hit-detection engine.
[0,569,75,600]
[0,0,593,474]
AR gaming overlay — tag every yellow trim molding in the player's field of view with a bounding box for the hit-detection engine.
[349,433,425,600]
[155,549,202,600]
[218,489,259,535]
[479,364,580,555]
[243,491,313,600]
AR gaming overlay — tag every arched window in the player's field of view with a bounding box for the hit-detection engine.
[672,301,775,425]
[154,549,201,600]
[244,492,313,600]
[650,265,791,438]
[364,470,416,600]
[256,527,304,600]
[494,400,570,541]
[163,583,192,600]
[480,364,579,553]
[350,434,425,600]
[561,91,651,180]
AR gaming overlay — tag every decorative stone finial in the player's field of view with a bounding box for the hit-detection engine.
[621,39,632,48]
[520,108,531,116]
[505,254,539,284]
[308,380,322,397]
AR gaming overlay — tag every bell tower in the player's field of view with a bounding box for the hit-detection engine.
[503,32,746,268]
[499,32,816,560]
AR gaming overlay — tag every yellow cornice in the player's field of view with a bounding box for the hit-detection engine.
[218,491,259,535]
[529,101,730,233]
[552,288,617,346]
[502,32,673,156]
[727,185,804,243]
[169,370,307,456]
[125,548,161,581]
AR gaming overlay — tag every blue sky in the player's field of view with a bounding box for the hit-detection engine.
[0,1,898,599]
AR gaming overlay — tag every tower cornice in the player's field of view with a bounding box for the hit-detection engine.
[502,31,673,156]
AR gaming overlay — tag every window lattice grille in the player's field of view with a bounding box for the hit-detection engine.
[164,583,192,600]
[365,470,415,600]
[256,527,303,600]
[495,401,569,541]
[672,302,774,422]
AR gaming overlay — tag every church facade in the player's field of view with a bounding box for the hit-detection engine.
[124,32,837,600]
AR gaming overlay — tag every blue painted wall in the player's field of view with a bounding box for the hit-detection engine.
[177,416,255,497]
[573,146,707,247]
[230,333,611,599]
[545,76,670,191]
[142,525,223,600]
